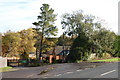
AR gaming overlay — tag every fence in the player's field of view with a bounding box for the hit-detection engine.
[0,56,7,68]
[8,59,30,67]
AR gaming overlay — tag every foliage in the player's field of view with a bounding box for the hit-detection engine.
[19,28,36,54]
[55,59,62,63]
[43,38,58,52]
[67,32,90,62]
[113,35,120,57]
[102,53,112,59]
[2,31,21,57]
[57,34,72,46]
[61,10,84,37]
[2,28,36,58]
[28,59,40,67]
[33,4,58,37]
[62,10,117,62]
[20,51,29,60]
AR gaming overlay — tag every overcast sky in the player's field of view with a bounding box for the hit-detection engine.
[0,0,119,36]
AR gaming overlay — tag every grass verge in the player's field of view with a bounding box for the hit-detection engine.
[0,66,13,72]
[89,58,120,62]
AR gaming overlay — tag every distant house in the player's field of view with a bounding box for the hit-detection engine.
[41,46,70,63]
[49,46,70,63]
[29,52,36,59]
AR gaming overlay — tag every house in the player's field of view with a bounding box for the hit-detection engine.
[45,46,70,63]
[28,46,70,63]
[29,52,36,59]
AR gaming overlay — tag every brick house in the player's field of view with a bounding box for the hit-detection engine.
[42,46,70,63]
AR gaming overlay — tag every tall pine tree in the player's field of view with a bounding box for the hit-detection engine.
[33,4,58,61]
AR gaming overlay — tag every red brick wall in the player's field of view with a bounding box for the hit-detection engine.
[49,55,53,63]
[49,55,62,63]
[56,56,60,60]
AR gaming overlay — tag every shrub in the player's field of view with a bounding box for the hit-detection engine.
[102,53,112,59]
[55,59,62,63]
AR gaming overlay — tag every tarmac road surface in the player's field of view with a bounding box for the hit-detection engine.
[1,62,119,80]
[50,62,119,78]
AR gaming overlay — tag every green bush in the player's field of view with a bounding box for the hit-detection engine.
[27,59,40,67]
[55,59,62,63]
[102,53,112,59]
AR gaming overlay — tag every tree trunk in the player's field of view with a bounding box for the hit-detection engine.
[62,33,65,62]
[39,26,44,63]
[39,35,43,62]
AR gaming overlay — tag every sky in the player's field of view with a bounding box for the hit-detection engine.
[0,0,119,36]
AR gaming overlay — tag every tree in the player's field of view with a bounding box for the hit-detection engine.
[113,35,120,57]
[2,28,36,58]
[19,28,36,58]
[61,11,101,61]
[62,10,117,62]
[2,31,21,57]
[57,34,72,46]
[61,10,84,38]
[61,11,98,46]
[92,29,116,57]
[33,4,58,61]
[43,37,58,52]
[0,33,2,56]
[67,32,89,62]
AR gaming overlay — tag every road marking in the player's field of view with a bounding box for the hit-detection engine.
[55,74,62,76]
[100,70,116,76]
[26,74,34,78]
[43,77,48,78]
[66,72,73,74]
[76,70,82,71]
[85,68,90,70]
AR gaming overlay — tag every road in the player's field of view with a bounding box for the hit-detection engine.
[50,62,118,78]
[1,62,119,79]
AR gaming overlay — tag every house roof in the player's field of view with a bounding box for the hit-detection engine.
[41,54,48,57]
[39,46,71,58]
[57,50,69,55]
[48,46,70,55]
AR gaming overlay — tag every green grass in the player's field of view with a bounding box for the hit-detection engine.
[89,58,120,62]
[0,66,13,72]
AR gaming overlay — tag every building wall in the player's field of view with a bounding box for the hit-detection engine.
[29,54,36,59]
[49,55,53,63]
[56,56,60,60]
[0,56,7,68]
[49,55,61,63]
